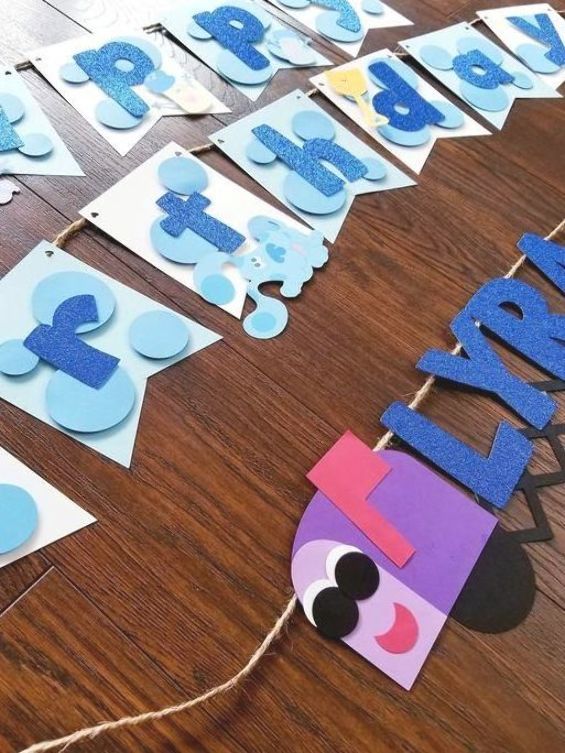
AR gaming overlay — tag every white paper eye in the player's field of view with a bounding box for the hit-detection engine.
[325,544,362,583]
[302,578,333,626]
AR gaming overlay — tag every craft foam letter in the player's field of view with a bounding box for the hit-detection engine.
[452,49,514,88]
[517,233,565,293]
[307,431,415,567]
[381,402,532,508]
[74,41,154,117]
[24,295,120,389]
[252,124,367,196]
[157,192,245,253]
[418,310,556,430]
[508,14,565,67]
[312,0,361,33]
[462,278,565,379]
[368,61,444,131]
[193,6,270,70]
[0,107,24,151]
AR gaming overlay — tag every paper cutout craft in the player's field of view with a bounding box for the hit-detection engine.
[478,4,565,89]
[400,22,560,129]
[267,0,412,57]
[0,177,20,204]
[0,67,82,176]
[0,244,221,466]
[293,445,536,688]
[312,50,490,173]
[325,67,388,127]
[0,446,95,569]
[30,31,230,155]
[307,431,415,566]
[81,142,326,338]
[211,90,415,242]
[161,0,331,101]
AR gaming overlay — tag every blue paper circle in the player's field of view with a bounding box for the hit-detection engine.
[0,93,25,123]
[516,42,560,74]
[188,19,213,39]
[456,35,503,65]
[430,99,464,129]
[316,12,364,43]
[284,171,346,214]
[18,133,53,157]
[0,485,38,554]
[32,272,116,333]
[419,45,453,71]
[292,110,335,141]
[129,311,189,359]
[460,80,509,111]
[199,273,235,306]
[46,367,136,433]
[217,50,272,85]
[0,339,39,376]
[150,219,217,263]
[144,70,175,93]
[96,99,144,129]
[361,157,388,180]
[378,123,430,146]
[59,61,90,84]
[510,70,534,90]
[158,156,208,194]
[362,0,384,13]
[246,138,277,164]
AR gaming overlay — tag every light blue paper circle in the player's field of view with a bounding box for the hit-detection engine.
[46,367,136,433]
[362,0,384,13]
[510,70,534,90]
[144,70,175,93]
[199,273,235,306]
[0,339,39,376]
[0,93,25,123]
[217,50,272,85]
[292,110,335,141]
[18,133,53,157]
[129,311,189,359]
[460,80,509,111]
[32,272,116,333]
[456,35,503,65]
[361,157,388,180]
[516,42,560,74]
[430,99,464,129]
[419,45,453,71]
[59,61,90,83]
[316,12,364,43]
[378,123,430,146]
[188,19,213,39]
[0,485,38,554]
[96,99,144,129]
[150,219,217,263]
[246,138,277,164]
[284,171,346,214]
[158,156,208,194]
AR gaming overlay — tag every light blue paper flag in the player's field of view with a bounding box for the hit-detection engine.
[0,244,221,466]
[211,89,415,242]
[0,66,83,176]
[400,22,560,129]
[161,0,331,101]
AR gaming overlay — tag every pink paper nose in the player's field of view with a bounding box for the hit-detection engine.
[374,603,419,654]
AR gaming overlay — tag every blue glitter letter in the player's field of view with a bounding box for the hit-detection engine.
[24,295,120,389]
[193,6,270,71]
[508,13,565,67]
[313,0,361,33]
[0,107,23,152]
[517,233,565,293]
[157,192,245,254]
[252,124,367,197]
[418,310,555,429]
[74,41,154,117]
[381,402,532,508]
[452,49,514,89]
[369,61,444,132]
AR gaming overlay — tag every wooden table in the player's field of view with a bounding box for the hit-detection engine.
[0,1,563,751]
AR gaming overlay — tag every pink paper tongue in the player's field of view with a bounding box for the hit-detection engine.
[375,603,420,654]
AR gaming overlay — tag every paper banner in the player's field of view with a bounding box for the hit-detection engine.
[161,0,331,101]
[400,22,560,129]
[267,0,413,58]
[0,66,83,177]
[477,4,565,89]
[292,448,496,690]
[0,244,221,466]
[0,446,96,569]
[211,89,415,242]
[81,141,328,338]
[30,30,230,155]
[311,49,490,173]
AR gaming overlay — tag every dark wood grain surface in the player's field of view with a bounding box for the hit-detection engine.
[0,1,563,751]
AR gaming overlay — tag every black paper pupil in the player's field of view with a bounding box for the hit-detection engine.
[312,587,359,639]
[334,551,380,601]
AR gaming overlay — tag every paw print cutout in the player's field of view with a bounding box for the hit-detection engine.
[0,89,53,158]
[265,28,317,67]
[246,109,387,215]
[193,215,329,339]
[59,36,177,129]
[420,34,534,112]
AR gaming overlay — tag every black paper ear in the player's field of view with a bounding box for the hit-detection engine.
[451,525,536,633]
